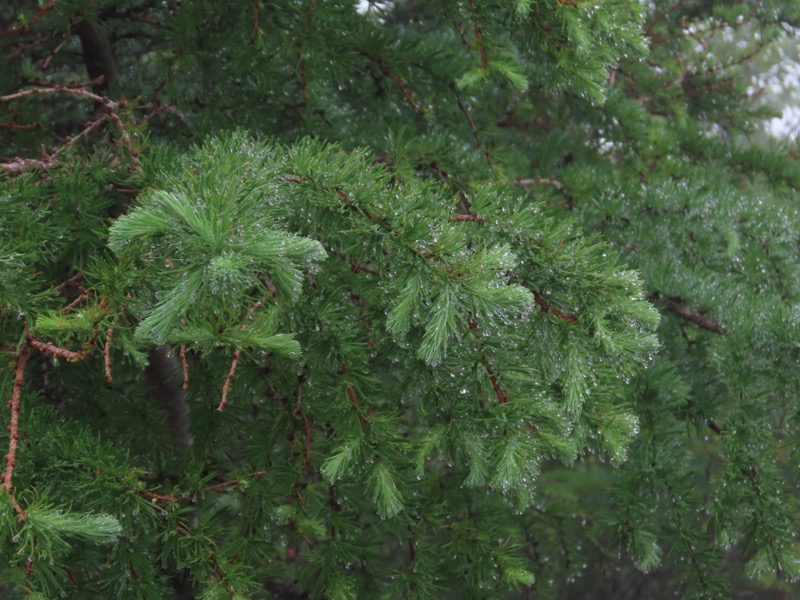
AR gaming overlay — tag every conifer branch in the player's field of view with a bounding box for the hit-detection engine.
[2,345,31,519]
[469,0,488,68]
[25,328,100,362]
[359,52,425,116]
[482,355,507,404]
[450,84,492,166]
[0,0,56,37]
[141,471,267,505]
[217,349,241,412]
[0,82,137,163]
[653,293,727,335]
[532,291,578,323]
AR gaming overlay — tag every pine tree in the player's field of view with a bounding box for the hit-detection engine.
[1,1,799,598]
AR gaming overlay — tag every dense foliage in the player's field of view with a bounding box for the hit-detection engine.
[1,1,800,598]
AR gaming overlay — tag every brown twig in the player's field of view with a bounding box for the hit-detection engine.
[179,344,189,389]
[216,349,241,412]
[532,290,578,323]
[103,328,114,384]
[141,471,267,504]
[451,85,491,167]
[360,52,425,116]
[657,294,726,334]
[25,328,100,362]
[453,214,487,224]
[0,0,56,38]
[0,82,136,158]
[469,0,488,67]
[2,345,31,519]
[0,122,39,131]
[250,0,260,44]
[481,354,507,404]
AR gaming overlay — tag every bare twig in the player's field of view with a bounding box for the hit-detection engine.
[179,344,189,389]
[533,290,578,323]
[2,345,31,519]
[103,328,114,384]
[0,0,56,38]
[216,349,241,412]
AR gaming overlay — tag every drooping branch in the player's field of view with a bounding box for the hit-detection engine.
[2,345,31,519]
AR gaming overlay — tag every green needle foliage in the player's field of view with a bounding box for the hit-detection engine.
[1,1,799,598]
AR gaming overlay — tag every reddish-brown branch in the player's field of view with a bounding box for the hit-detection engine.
[350,262,380,276]
[0,122,39,131]
[453,214,487,224]
[0,83,136,158]
[26,328,100,362]
[359,52,424,116]
[56,273,85,291]
[251,0,260,44]
[469,0,488,67]
[61,293,89,314]
[179,344,189,389]
[293,378,313,468]
[481,355,507,404]
[532,291,578,323]
[216,349,241,412]
[0,0,56,37]
[103,328,114,384]
[141,471,267,504]
[452,87,491,167]
[656,294,726,334]
[347,387,368,430]
[2,345,31,519]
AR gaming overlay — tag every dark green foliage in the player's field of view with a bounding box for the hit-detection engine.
[1,1,799,598]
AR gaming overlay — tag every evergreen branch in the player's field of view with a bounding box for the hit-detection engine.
[532,291,577,323]
[0,0,56,37]
[359,52,425,116]
[482,355,507,404]
[654,293,727,334]
[347,387,368,431]
[0,82,137,162]
[450,84,492,167]
[2,345,31,520]
[216,349,241,412]
[141,471,267,504]
[25,327,100,362]
[469,0,488,68]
